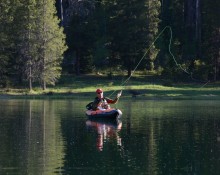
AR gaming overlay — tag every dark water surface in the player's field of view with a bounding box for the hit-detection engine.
[0,99,220,175]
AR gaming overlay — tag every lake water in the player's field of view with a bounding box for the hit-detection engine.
[0,99,220,175]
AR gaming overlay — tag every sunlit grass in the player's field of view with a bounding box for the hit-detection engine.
[0,74,220,99]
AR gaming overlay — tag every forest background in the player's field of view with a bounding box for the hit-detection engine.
[0,0,219,94]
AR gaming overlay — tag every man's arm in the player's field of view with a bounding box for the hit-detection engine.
[105,97,119,104]
[105,91,122,104]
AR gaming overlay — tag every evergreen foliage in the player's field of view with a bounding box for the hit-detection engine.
[59,0,219,81]
[0,0,16,87]
[1,0,220,89]
[35,0,67,90]
[0,0,67,89]
[95,0,154,76]
[201,0,220,80]
[145,0,161,71]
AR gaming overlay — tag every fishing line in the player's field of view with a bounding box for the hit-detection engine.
[108,26,208,97]
[165,26,210,87]
[108,26,170,97]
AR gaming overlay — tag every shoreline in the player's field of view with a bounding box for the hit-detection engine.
[1,93,220,100]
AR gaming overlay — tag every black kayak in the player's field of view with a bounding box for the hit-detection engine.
[86,109,122,120]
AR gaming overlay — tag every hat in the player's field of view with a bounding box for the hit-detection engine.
[96,88,103,93]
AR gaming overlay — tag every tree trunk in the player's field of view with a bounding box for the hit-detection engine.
[60,0,63,25]
[183,0,202,59]
[195,0,201,58]
[29,67,32,91]
[42,80,46,90]
[125,55,132,77]
[184,0,195,43]
[127,66,131,77]
[216,49,220,80]
[216,50,220,81]
[75,49,80,75]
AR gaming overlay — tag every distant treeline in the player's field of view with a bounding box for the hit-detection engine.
[0,0,219,89]
[59,0,220,82]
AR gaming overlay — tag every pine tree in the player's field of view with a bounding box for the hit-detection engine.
[201,0,220,81]
[107,0,150,76]
[13,0,40,90]
[145,0,161,71]
[36,0,67,90]
[61,0,97,75]
[0,0,17,87]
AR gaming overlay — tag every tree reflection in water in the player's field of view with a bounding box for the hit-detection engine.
[86,120,122,151]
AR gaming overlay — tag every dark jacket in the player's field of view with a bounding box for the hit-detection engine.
[91,96,119,110]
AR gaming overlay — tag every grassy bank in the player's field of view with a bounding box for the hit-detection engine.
[0,74,220,100]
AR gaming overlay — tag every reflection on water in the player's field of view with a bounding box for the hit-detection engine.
[1,99,220,175]
[86,120,122,151]
[0,100,65,175]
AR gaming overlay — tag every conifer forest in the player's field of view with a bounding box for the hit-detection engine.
[0,0,219,89]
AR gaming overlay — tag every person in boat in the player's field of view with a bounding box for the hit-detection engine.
[91,88,122,111]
